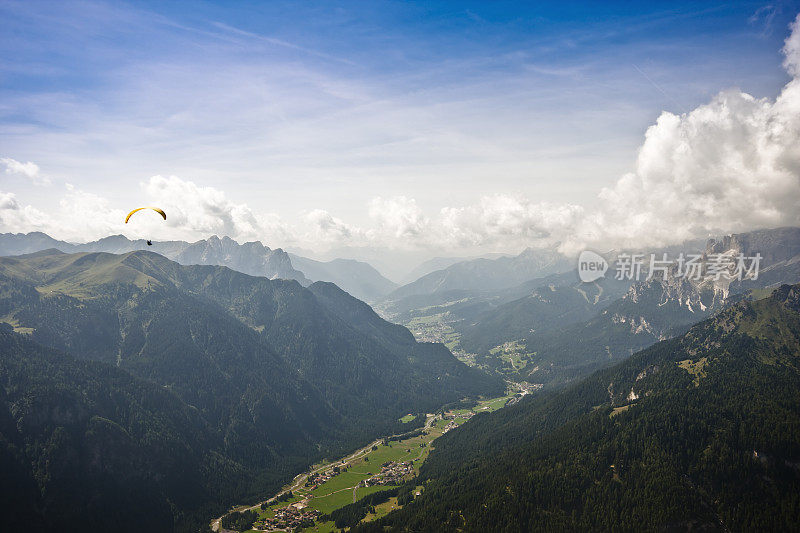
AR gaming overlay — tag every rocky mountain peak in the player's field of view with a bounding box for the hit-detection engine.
[706,227,800,264]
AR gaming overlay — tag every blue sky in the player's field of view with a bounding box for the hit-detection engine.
[1,1,799,264]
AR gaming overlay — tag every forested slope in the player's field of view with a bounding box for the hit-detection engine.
[359,284,800,532]
[0,249,501,531]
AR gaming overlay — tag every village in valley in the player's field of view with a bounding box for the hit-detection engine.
[255,501,320,531]
[213,393,518,533]
[363,461,414,487]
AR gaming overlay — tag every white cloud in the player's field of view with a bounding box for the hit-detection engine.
[1,157,50,186]
[56,186,125,240]
[437,196,583,249]
[302,209,361,246]
[368,197,428,240]
[363,15,800,255]
[0,176,295,245]
[141,175,295,244]
[0,191,20,211]
[783,13,800,76]
[0,190,49,233]
[0,184,126,242]
[559,16,800,254]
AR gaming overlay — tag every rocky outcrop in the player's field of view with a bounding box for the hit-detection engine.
[174,235,306,282]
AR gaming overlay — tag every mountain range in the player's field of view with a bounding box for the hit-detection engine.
[288,254,397,302]
[0,232,306,281]
[387,245,572,300]
[398,253,511,285]
[0,249,501,531]
[381,227,800,390]
[0,232,401,302]
[374,248,582,353]
[498,227,800,387]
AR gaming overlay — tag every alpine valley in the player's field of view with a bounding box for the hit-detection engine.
[1,227,799,533]
[5,4,800,532]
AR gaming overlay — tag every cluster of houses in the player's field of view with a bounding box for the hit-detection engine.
[362,461,414,487]
[304,468,340,490]
[440,411,474,432]
[254,501,320,531]
[443,411,474,421]
[515,381,543,394]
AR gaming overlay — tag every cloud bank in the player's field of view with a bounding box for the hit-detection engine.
[1,14,800,257]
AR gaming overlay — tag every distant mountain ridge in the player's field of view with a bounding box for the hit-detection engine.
[0,232,402,302]
[376,227,800,391]
[473,227,800,387]
[400,253,511,285]
[387,246,572,300]
[289,254,397,302]
[0,231,307,282]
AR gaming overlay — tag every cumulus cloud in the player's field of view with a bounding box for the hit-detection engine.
[437,196,584,249]
[368,197,428,240]
[0,192,20,211]
[303,209,361,246]
[384,13,798,256]
[559,14,800,254]
[0,184,126,242]
[784,13,800,76]
[0,177,294,245]
[0,190,49,233]
[142,175,293,244]
[1,157,50,186]
[56,185,126,240]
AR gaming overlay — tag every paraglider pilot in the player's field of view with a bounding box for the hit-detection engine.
[124,207,165,247]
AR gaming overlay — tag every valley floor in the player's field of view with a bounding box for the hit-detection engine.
[212,393,515,533]
[378,303,542,383]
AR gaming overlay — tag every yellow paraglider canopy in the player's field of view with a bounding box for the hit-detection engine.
[125,207,166,224]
